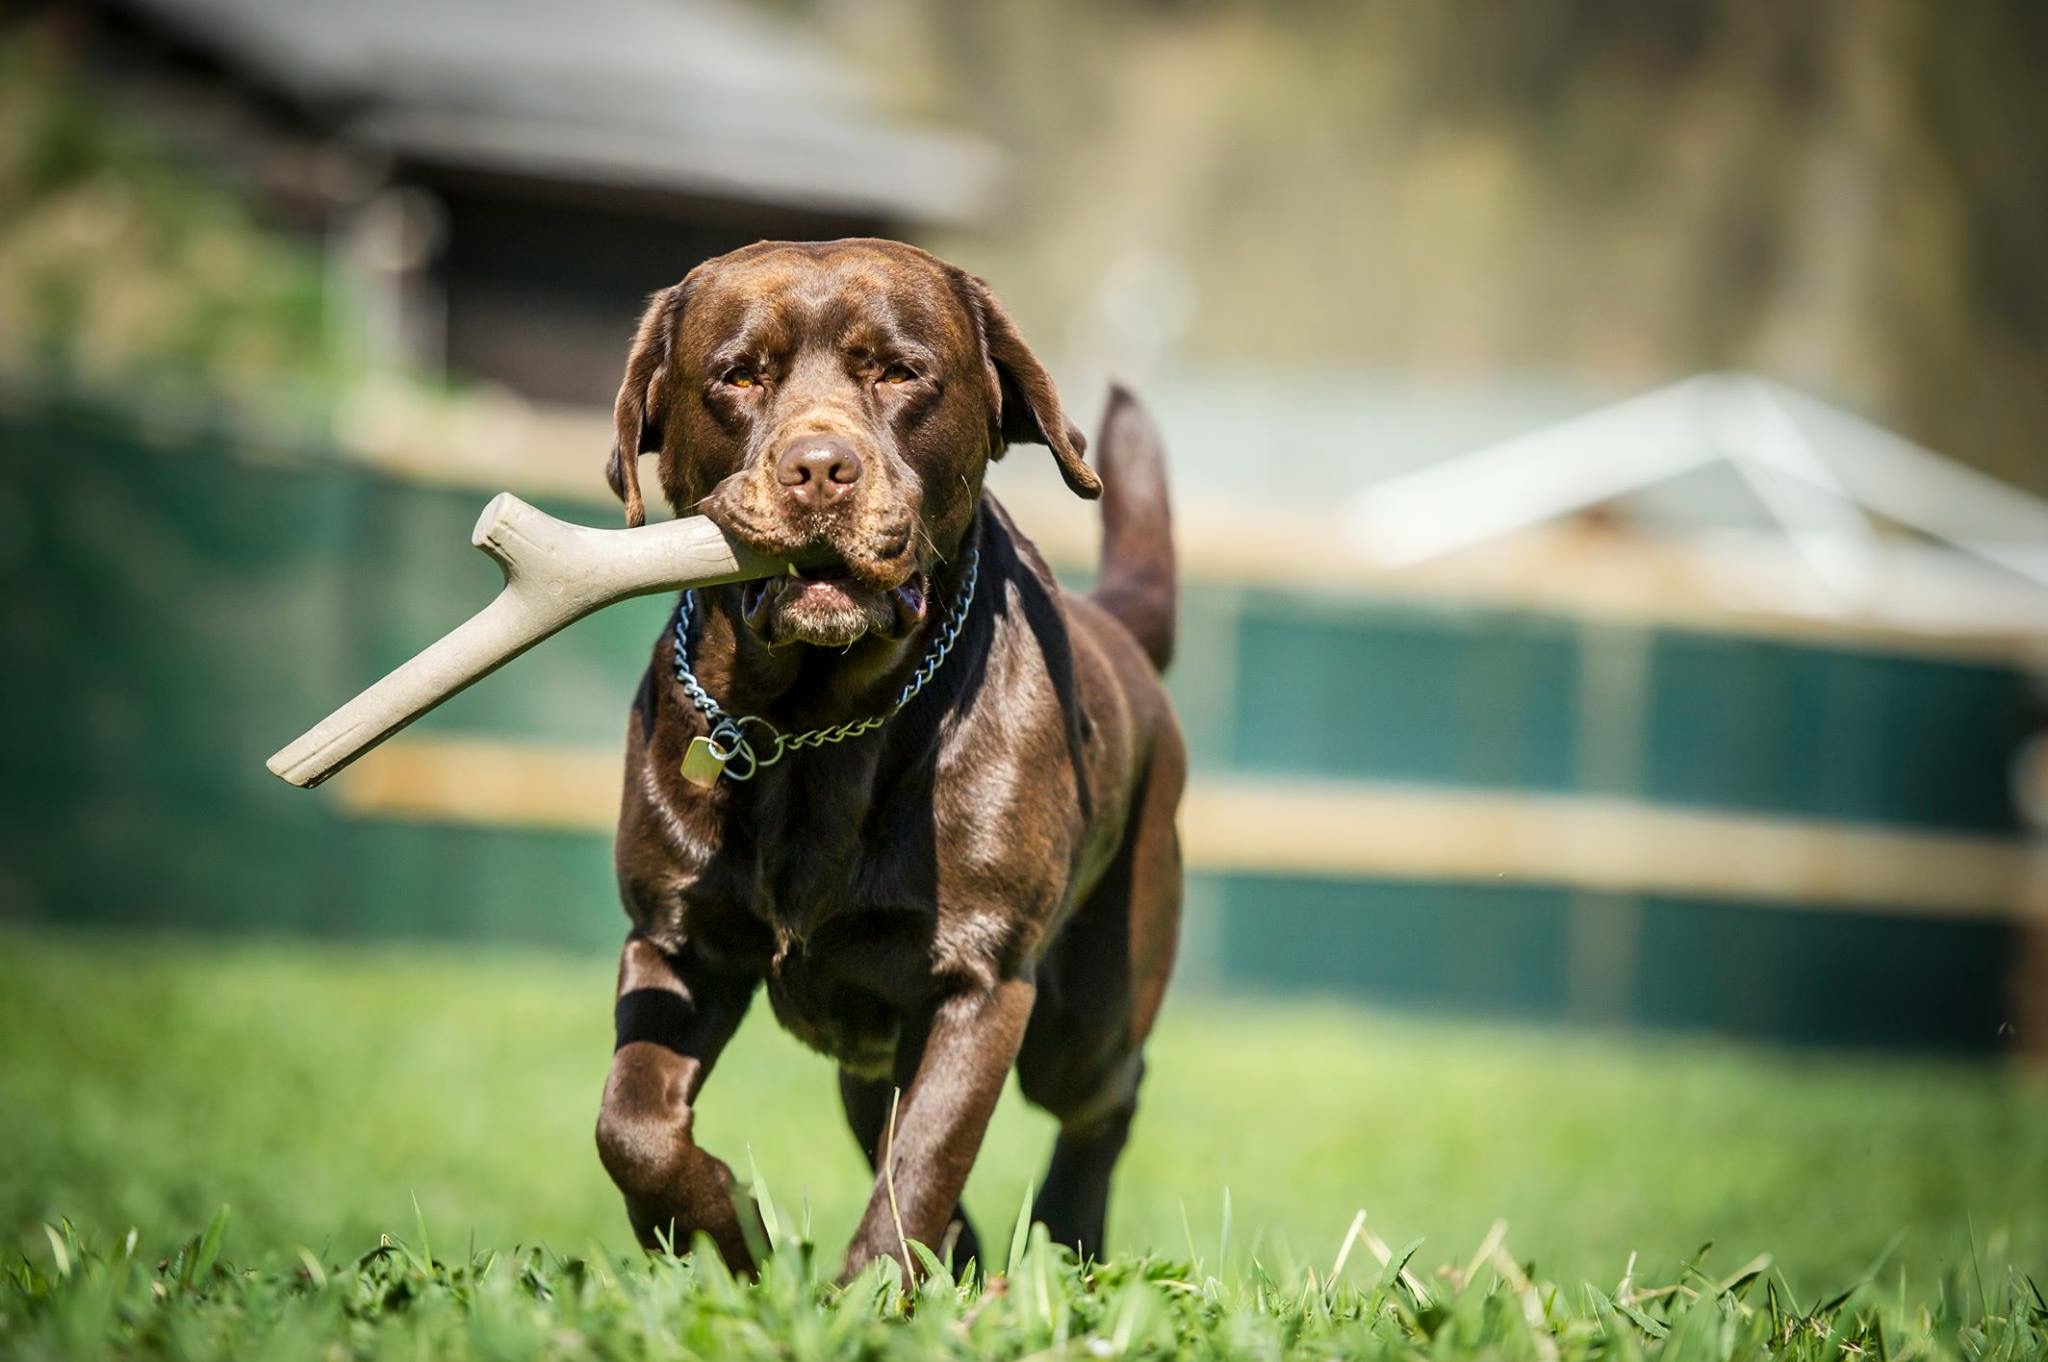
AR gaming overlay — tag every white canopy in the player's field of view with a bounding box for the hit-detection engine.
[1344,374,2048,639]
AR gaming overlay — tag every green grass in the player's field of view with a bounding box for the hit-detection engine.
[3,927,2046,1358]
[9,1206,2047,1362]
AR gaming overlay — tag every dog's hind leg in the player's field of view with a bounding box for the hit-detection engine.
[1026,1056,1143,1261]
[1017,728,1183,1262]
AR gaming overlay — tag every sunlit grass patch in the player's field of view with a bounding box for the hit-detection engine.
[3,923,2047,1349]
[8,1205,2046,1362]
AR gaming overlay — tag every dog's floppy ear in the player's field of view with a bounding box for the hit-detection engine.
[954,271,1100,500]
[608,280,691,527]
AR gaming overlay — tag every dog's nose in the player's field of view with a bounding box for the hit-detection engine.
[775,438,862,506]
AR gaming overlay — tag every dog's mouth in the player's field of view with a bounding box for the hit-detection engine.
[740,557,928,648]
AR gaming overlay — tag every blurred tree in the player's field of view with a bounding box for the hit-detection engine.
[9,3,2043,494]
[820,0,2048,493]
[0,26,363,424]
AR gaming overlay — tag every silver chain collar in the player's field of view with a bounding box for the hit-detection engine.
[670,547,980,785]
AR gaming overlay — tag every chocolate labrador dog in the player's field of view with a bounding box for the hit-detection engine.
[593,239,1183,1282]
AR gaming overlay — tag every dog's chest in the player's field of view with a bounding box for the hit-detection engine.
[753,908,938,1076]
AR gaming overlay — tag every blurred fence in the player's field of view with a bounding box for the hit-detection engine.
[0,393,2033,1050]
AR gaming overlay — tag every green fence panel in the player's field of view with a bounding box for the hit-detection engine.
[1213,875,1574,1017]
[1227,593,1582,790]
[1626,894,2013,1050]
[1,395,2030,1052]
[1643,632,2025,833]
[1206,872,2015,1052]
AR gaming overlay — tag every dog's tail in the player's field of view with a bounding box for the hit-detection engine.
[1090,384,1175,672]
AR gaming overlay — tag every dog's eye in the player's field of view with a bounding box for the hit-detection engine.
[723,366,757,389]
[879,364,916,386]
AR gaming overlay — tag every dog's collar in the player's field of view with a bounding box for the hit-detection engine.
[669,547,981,786]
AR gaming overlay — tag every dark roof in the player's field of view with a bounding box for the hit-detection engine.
[112,0,996,223]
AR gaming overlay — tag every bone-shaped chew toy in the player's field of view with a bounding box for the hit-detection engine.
[266,493,794,788]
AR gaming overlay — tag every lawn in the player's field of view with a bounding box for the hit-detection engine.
[3,926,2046,1358]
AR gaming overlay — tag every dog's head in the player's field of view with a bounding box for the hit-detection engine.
[607,239,1097,649]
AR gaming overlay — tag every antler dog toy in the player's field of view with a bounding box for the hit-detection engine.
[266,493,796,788]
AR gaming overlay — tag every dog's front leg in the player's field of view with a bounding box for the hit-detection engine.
[595,933,762,1272]
[839,974,1036,1283]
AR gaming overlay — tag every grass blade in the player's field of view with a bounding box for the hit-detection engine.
[1007,1179,1036,1275]
[746,1145,783,1245]
[188,1204,230,1286]
[1218,1187,1233,1276]
[411,1191,432,1267]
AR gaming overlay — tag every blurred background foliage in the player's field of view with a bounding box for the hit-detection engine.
[7,3,2047,492]
[822,1,2048,491]
[1,1,2043,1033]
[0,28,361,424]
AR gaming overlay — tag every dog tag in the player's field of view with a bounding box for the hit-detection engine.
[681,735,727,787]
